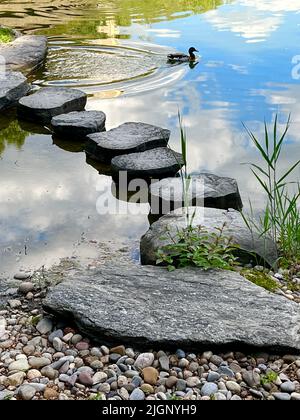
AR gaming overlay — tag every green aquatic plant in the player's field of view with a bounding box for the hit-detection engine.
[0,27,14,43]
[243,115,300,268]
[156,223,239,271]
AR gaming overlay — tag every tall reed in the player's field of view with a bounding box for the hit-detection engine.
[243,115,300,267]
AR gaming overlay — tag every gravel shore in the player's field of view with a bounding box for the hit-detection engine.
[1,280,300,401]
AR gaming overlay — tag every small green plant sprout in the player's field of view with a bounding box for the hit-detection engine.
[156,223,240,271]
[168,394,182,400]
[30,314,42,327]
[0,27,14,43]
[89,392,104,400]
[260,370,278,386]
[243,115,300,268]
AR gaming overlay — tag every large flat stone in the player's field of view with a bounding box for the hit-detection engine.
[86,122,170,162]
[150,173,243,214]
[0,71,30,110]
[43,262,300,352]
[0,35,47,75]
[140,207,278,267]
[111,147,184,179]
[51,111,106,140]
[18,87,87,123]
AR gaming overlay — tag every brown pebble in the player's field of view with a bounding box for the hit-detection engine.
[141,384,154,394]
[166,376,178,388]
[44,387,59,400]
[142,367,159,385]
[110,345,126,356]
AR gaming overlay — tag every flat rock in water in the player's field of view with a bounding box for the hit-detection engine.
[43,261,300,352]
[18,87,87,123]
[150,173,243,214]
[0,35,47,75]
[140,207,277,267]
[111,147,184,179]
[0,71,30,110]
[85,122,170,161]
[51,111,106,140]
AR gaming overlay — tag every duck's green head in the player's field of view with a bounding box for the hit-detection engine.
[189,47,198,55]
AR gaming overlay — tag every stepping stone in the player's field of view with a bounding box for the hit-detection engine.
[140,207,278,267]
[51,111,106,140]
[111,147,184,179]
[18,87,87,123]
[85,122,170,161]
[150,173,243,214]
[0,35,47,75]
[0,71,30,110]
[43,260,300,351]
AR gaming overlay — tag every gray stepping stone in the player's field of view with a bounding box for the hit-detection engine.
[85,122,170,161]
[51,111,106,140]
[43,260,300,352]
[140,207,278,267]
[111,147,184,179]
[150,173,243,214]
[18,87,87,123]
[0,35,47,75]
[0,71,30,110]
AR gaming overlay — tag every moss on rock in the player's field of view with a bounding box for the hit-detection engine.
[0,27,15,43]
[241,269,279,292]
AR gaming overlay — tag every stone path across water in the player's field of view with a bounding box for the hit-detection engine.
[111,147,184,179]
[149,173,243,213]
[0,35,47,75]
[0,71,30,110]
[51,111,106,140]
[18,87,87,124]
[85,122,170,162]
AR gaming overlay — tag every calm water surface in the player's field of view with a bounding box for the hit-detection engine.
[1,0,300,276]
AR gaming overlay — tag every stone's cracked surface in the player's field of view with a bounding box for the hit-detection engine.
[51,111,106,140]
[111,147,184,179]
[18,87,87,123]
[85,122,170,161]
[140,207,278,267]
[0,35,47,75]
[0,71,30,110]
[150,173,243,213]
[43,261,300,351]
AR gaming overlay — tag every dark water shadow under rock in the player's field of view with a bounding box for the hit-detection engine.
[52,135,85,154]
[85,155,113,177]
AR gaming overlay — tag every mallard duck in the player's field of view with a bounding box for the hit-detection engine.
[167,47,199,63]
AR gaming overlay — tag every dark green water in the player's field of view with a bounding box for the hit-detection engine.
[1,0,300,276]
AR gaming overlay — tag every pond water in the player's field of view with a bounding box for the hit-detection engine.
[1,0,300,276]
